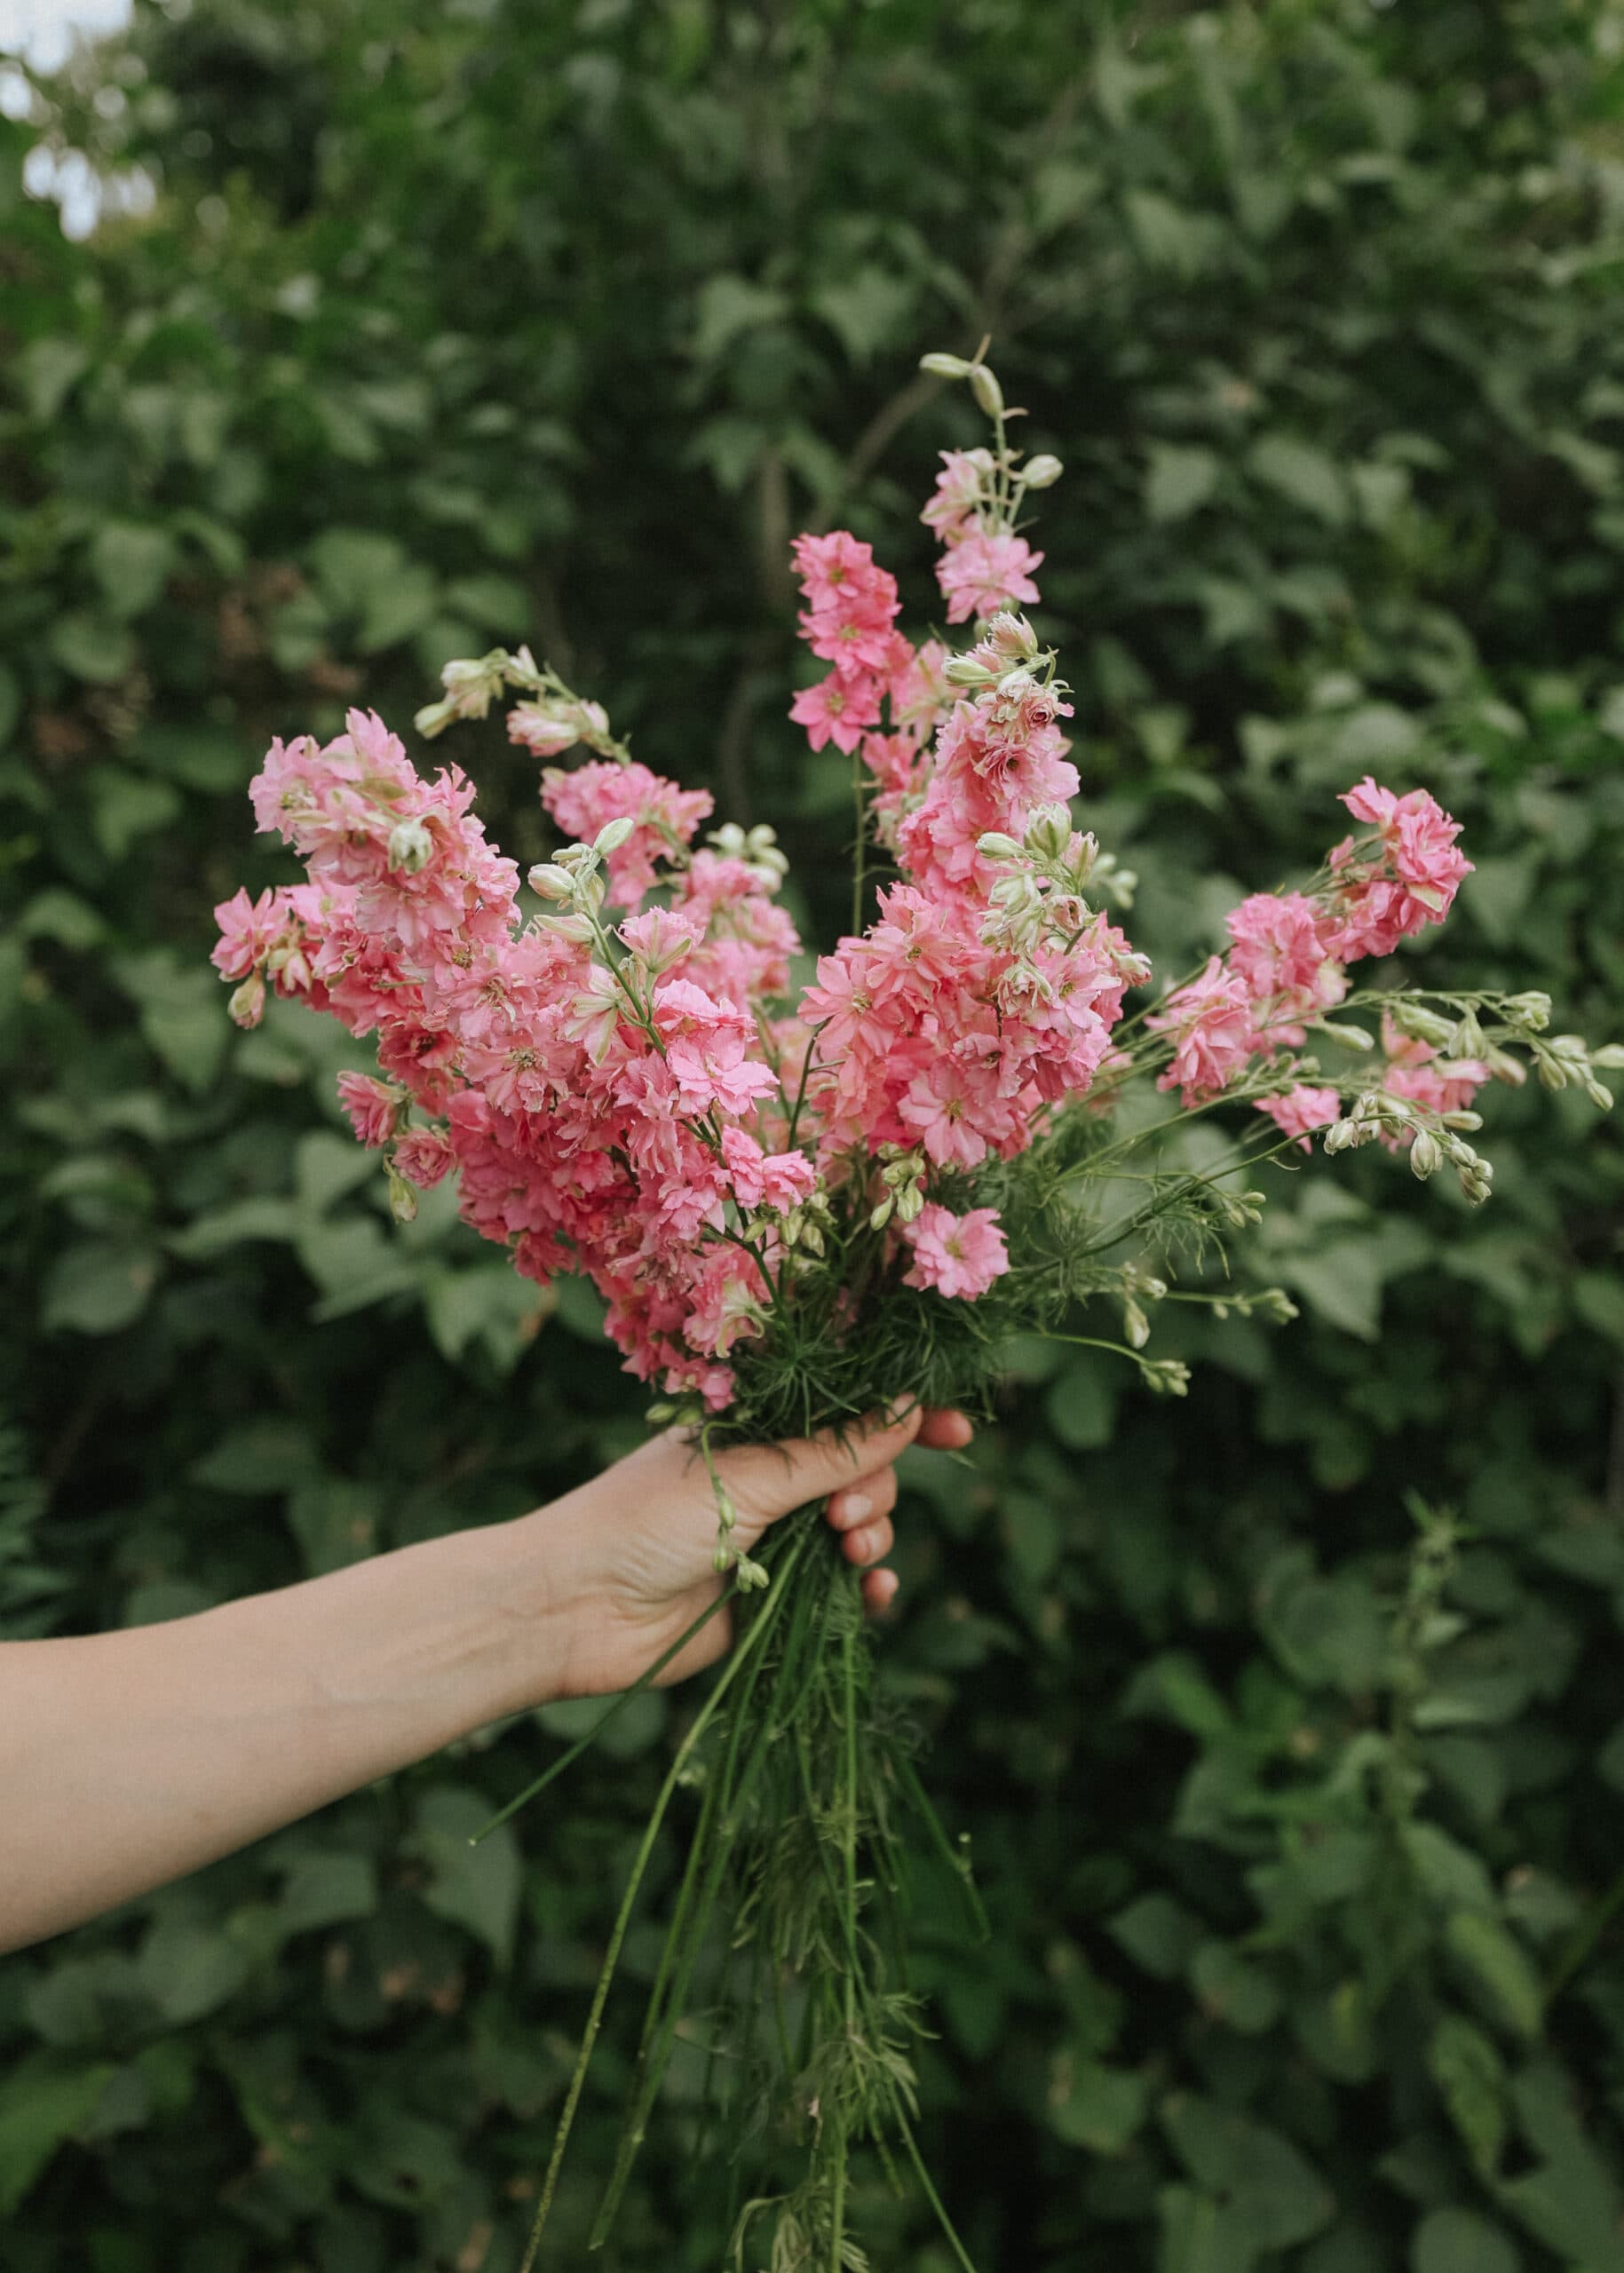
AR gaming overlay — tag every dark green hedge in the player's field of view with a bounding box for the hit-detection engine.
[3,3,1623,2268]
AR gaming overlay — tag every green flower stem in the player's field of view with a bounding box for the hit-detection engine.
[518,1518,815,2273]
[591,1527,821,2241]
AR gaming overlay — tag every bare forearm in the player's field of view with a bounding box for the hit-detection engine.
[0,1512,568,1952]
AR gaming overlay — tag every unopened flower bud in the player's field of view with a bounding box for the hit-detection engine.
[1587,1080,1614,1111]
[1386,1000,1458,1049]
[1253,1287,1299,1325]
[715,1489,737,1533]
[734,1554,770,1592]
[1504,991,1552,1030]
[1484,1043,1526,1087]
[945,656,998,687]
[1457,1158,1493,1206]
[1440,1110,1482,1131]
[1025,805,1075,863]
[712,1543,733,1573]
[1592,1043,1624,1069]
[1315,1021,1374,1051]
[1141,1358,1191,1398]
[529,863,575,901]
[646,1403,677,1425]
[227,971,266,1028]
[895,1183,924,1224]
[385,1162,418,1224]
[1537,1054,1569,1092]
[977,831,1024,860]
[968,362,1004,418]
[594,815,635,854]
[919,351,975,378]
[1409,1129,1444,1179]
[386,818,434,875]
[1022,454,1064,489]
[869,1198,895,1232]
[1123,1298,1151,1350]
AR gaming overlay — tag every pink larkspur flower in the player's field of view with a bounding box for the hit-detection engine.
[1256,1084,1343,1152]
[392,1128,456,1187]
[1147,957,1255,1106]
[789,670,884,755]
[935,532,1044,624]
[900,1203,1010,1301]
[337,1071,401,1148]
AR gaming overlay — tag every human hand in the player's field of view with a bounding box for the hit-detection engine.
[526,1406,975,1699]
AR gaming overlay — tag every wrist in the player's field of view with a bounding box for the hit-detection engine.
[486,1497,610,1711]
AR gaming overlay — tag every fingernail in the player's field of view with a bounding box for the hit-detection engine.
[839,1492,873,1526]
[881,1395,918,1425]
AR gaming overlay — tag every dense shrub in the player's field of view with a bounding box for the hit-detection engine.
[3,3,1622,2268]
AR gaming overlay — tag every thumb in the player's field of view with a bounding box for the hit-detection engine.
[715,1404,926,1537]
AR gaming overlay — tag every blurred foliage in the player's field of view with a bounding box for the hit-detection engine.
[4,0,1624,2268]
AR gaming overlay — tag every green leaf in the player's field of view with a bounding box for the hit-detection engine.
[91,523,178,619]
[1428,2016,1507,2179]
[1046,1357,1117,1448]
[358,562,440,654]
[1161,2095,1335,2249]
[1126,190,1216,277]
[691,273,790,363]
[442,574,530,637]
[136,1921,250,2026]
[88,768,182,861]
[295,1129,378,1217]
[41,1242,160,1335]
[1145,445,1222,524]
[0,2055,116,2217]
[278,1852,379,1934]
[1411,2208,1520,2273]
[1110,1893,1204,1979]
[1190,1941,1283,2035]
[1156,2184,1260,2273]
[1248,434,1350,525]
[409,1786,520,1966]
[1050,2056,1150,2152]
[811,264,916,363]
[189,1420,321,1496]
[48,610,136,685]
[1445,1913,1544,2039]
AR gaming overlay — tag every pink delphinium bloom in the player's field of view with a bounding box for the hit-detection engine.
[920,448,994,545]
[935,532,1044,624]
[1326,777,1473,960]
[336,1071,402,1148]
[1225,892,1347,1041]
[1147,956,1256,1106]
[789,671,883,755]
[721,1128,815,1214]
[508,696,611,757]
[1256,1084,1343,1152]
[900,1203,1010,1300]
[392,1127,456,1187]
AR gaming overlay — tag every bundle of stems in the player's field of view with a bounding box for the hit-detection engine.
[492,1502,986,2272]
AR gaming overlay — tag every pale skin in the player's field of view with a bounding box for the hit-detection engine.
[0,1403,971,1956]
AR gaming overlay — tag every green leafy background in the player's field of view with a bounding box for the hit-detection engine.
[3,2,1623,2268]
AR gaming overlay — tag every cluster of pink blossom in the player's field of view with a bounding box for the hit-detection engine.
[919,449,1045,624]
[1146,777,1474,1127]
[215,479,1481,1417]
[215,709,812,1410]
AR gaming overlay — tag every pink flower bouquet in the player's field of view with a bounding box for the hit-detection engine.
[213,351,1619,2269]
